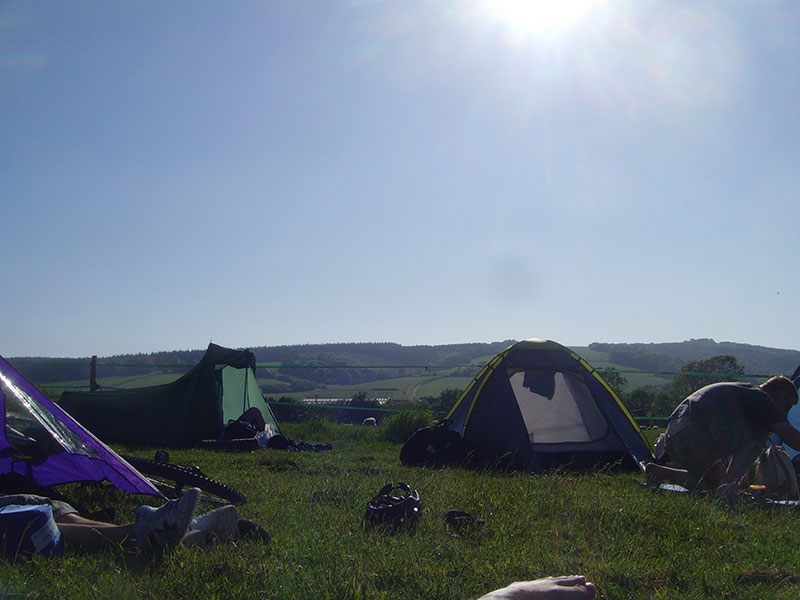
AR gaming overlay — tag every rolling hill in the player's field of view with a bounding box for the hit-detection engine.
[8,338,800,402]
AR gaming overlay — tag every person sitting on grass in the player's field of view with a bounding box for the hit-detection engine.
[0,487,251,553]
[478,576,596,599]
[645,375,800,503]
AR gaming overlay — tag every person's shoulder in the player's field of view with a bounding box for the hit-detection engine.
[691,381,753,399]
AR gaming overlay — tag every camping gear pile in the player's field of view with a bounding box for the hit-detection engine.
[5,337,798,561]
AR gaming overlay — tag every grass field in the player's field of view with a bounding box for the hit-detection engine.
[38,346,670,404]
[2,422,800,599]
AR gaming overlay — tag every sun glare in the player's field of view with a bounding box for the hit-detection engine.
[485,0,599,39]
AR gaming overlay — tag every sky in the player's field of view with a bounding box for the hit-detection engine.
[2,1,799,358]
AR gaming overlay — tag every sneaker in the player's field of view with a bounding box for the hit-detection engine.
[135,487,200,552]
[237,518,271,545]
[182,505,239,547]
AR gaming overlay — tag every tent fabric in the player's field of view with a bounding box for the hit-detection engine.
[445,339,653,472]
[59,343,281,447]
[0,355,161,497]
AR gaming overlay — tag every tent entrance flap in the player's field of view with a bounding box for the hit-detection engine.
[220,365,248,422]
[219,363,281,435]
[510,369,608,444]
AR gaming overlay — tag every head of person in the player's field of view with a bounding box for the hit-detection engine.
[760,376,799,413]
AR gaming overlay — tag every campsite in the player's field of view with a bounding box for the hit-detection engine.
[3,423,800,599]
[0,423,800,600]
[5,0,799,595]
[3,343,800,599]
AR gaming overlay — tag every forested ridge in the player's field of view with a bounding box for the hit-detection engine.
[9,338,800,388]
[588,338,800,377]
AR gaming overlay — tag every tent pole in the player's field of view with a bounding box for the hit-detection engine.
[90,355,99,392]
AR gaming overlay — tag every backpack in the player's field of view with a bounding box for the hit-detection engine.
[222,419,258,441]
[400,423,474,467]
[754,444,799,500]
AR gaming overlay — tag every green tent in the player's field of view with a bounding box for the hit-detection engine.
[59,343,280,446]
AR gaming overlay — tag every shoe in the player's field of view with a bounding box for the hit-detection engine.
[182,505,239,547]
[237,519,271,545]
[135,488,200,552]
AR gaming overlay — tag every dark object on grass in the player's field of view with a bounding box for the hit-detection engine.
[267,434,291,450]
[237,519,271,545]
[267,435,332,452]
[444,510,484,535]
[222,407,267,441]
[364,483,421,531]
[400,421,475,467]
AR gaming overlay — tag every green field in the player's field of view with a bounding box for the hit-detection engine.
[568,347,672,390]
[275,374,477,403]
[2,422,799,599]
[39,347,672,405]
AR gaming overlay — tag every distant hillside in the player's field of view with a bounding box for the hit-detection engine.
[9,339,799,395]
[588,339,800,378]
[8,341,515,389]
[250,341,514,394]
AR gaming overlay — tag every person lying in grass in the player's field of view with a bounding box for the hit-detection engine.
[478,576,596,599]
[0,487,255,553]
[645,375,800,503]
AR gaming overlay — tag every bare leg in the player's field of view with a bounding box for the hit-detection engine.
[478,576,596,599]
[56,513,137,551]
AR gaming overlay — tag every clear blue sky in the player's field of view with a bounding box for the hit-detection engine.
[2,1,799,358]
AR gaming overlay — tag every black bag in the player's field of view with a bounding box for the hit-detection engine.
[222,419,258,441]
[400,423,473,467]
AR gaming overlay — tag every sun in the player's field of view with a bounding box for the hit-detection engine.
[484,0,599,39]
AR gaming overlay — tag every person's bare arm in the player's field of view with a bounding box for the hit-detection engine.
[771,421,800,451]
[477,576,596,600]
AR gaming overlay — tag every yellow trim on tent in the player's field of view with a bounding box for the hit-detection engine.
[464,352,507,429]
[576,355,650,448]
[447,350,509,430]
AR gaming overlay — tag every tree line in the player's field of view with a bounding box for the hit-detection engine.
[600,354,753,422]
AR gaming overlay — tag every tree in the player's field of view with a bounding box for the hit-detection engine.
[433,388,462,416]
[344,391,380,423]
[598,367,628,396]
[669,355,745,401]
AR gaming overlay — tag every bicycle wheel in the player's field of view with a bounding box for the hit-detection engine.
[121,455,246,505]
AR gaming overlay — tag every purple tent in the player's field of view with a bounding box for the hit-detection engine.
[0,355,161,497]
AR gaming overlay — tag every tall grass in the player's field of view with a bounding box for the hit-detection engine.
[2,423,800,599]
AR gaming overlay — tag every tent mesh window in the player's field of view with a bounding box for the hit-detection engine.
[1,372,97,461]
[508,369,609,443]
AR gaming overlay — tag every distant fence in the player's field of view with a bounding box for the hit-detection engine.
[30,358,781,426]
